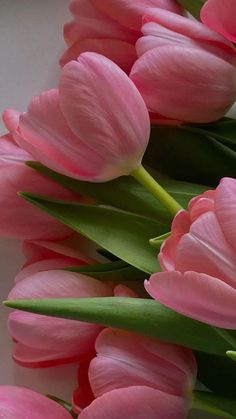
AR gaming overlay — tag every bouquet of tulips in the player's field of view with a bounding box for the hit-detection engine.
[1,0,236,418]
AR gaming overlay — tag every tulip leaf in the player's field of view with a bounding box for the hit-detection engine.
[193,390,236,418]
[66,260,146,282]
[195,352,236,398]
[27,162,207,223]
[177,0,206,18]
[20,193,164,274]
[4,297,235,356]
[146,125,236,187]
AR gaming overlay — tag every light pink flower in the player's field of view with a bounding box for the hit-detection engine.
[0,111,82,240]
[16,53,150,182]
[130,9,236,123]
[145,177,236,329]
[8,270,113,367]
[79,386,188,419]
[61,0,183,72]
[0,386,71,418]
[61,0,138,72]
[73,328,196,417]
[15,235,94,282]
[201,0,236,43]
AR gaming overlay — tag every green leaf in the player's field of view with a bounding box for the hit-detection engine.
[66,260,146,282]
[195,352,236,398]
[47,395,76,418]
[193,390,236,419]
[177,0,206,18]
[146,125,236,187]
[4,297,235,356]
[182,118,236,150]
[20,193,164,274]
[27,162,207,223]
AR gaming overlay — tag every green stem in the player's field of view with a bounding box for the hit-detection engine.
[131,165,182,216]
[213,327,236,350]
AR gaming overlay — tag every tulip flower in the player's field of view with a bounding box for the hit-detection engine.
[61,0,138,72]
[8,270,113,367]
[16,53,150,183]
[73,328,196,417]
[145,177,236,329]
[15,235,94,282]
[201,0,236,43]
[130,9,236,123]
[0,386,71,419]
[60,0,184,71]
[0,132,78,240]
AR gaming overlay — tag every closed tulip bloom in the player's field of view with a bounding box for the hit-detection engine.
[145,177,236,329]
[61,0,138,72]
[17,53,150,182]
[0,386,71,419]
[201,0,236,43]
[130,9,236,123]
[8,270,113,367]
[79,386,188,419]
[89,328,196,398]
[15,235,94,282]
[73,328,195,417]
[0,132,77,240]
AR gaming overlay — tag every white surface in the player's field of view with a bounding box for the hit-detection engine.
[0,1,230,417]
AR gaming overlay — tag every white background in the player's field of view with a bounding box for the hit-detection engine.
[0,1,231,417]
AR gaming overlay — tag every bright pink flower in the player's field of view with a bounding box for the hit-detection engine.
[0,386,71,418]
[145,177,236,329]
[0,127,79,240]
[8,270,113,367]
[73,328,195,417]
[201,0,236,43]
[130,9,236,123]
[17,53,150,182]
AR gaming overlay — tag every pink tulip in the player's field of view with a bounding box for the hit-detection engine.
[61,0,138,72]
[0,132,79,240]
[0,386,71,419]
[201,0,236,43]
[79,386,188,419]
[15,235,94,282]
[8,270,113,367]
[130,9,236,123]
[73,328,195,417]
[16,53,150,182]
[92,0,184,31]
[89,328,196,398]
[145,177,236,329]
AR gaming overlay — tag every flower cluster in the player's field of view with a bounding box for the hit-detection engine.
[1,0,236,418]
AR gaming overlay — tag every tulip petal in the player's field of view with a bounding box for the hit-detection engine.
[0,134,73,240]
[175,211,236,288]
[201,0,236,43]
[79,386,188,419]
[89,328,196,398]
[60,38,136,74]
[59,53,150,179]
[0,386,72,418]
[92,0,184,30]
[215,177,236,252]
[145,271,236,328]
